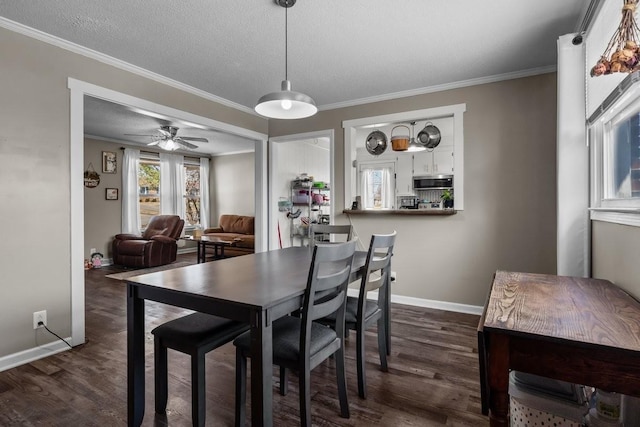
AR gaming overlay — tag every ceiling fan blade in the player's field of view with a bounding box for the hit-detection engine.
[158,128,172,137]
[175,139,198,150]
[146,140,160,146]
[124,133,157,137]
[179,136,209,142]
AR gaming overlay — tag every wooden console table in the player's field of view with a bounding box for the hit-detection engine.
[478,270,640,426]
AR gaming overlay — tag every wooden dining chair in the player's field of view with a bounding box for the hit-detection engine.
[151,313,249,427]
[321,231,396,399]
[309,224,353,245]
[233,240,357,427]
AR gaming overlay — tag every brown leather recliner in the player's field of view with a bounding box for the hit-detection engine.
[112,215,185,268]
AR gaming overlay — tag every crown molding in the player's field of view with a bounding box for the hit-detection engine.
[319,65,557,111]
[1,16,557,117]
[0,17,257,116]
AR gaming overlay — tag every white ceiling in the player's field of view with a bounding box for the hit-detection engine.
[0,0,588,155]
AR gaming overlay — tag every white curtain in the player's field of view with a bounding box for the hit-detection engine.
[379,167,393,209]
[557,34,589,277]
[360,165,393,209]
[199,157,210,229]
[121,148,141,234]
[361,168,374,209]
[160,153,185,218]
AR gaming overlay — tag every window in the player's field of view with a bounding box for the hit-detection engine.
[358,162,394,209]
[138,158,160,228]
[589,74,640,226]
[184,162,201,227]
[135,155,203,229]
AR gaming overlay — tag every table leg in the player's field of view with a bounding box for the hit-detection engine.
[385,269,391,355]
[197,241,203,263]
[487,333,510,426]
[127,283,145,427]
[220,245,225,259]
[250,309,273,427]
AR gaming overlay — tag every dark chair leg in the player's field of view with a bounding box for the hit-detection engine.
[299,365,312,427]
[235,349,246,427]
[279,366,288,396]
[154,338,168,414]
[356,324,367,399]
[335,347,350,418]
[377,317,388,372]
[192,350,206,427]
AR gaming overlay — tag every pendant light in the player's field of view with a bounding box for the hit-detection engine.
[406,121,426,152]
[255,0,317,119]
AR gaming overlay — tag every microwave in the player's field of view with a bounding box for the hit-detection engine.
[413,174,453,190]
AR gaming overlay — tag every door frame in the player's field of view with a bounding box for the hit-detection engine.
[268,130,335,250]
[68,78,268,345]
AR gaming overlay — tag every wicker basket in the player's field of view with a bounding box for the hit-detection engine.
[391,125,410,151]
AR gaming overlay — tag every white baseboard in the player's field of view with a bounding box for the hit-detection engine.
[347,288,483,316]
[0,338,72,373]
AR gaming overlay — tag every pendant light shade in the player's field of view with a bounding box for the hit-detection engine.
[255,0,316,119]
[255,79,317,119]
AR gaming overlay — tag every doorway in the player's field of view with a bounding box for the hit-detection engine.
[269,130,335,250]
[69,78,268,345]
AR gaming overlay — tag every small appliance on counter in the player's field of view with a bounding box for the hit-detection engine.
[398,196,419,209]
[418,201,443,210]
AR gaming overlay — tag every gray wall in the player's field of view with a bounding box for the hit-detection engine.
[0,26,266,359]
[592,221,640,298]
[270,74,558,306]
[84,138,122,260]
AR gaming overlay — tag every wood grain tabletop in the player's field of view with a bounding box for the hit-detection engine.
[483,270,640,352]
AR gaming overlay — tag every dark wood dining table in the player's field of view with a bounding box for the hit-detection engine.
[126,246,387,426]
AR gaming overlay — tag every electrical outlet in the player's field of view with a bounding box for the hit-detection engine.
[391,271,397,282]
[90,248,96,255]
[33,310,47,329]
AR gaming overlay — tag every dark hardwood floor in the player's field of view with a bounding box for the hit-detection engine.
[0,253,488,426]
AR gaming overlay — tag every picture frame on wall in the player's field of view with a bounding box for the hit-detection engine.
[102,151,117,173]
[105,188,118,200]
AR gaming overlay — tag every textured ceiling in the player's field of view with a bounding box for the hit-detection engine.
[0,0,587,155]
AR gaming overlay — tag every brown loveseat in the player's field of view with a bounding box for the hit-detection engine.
[112,215,185,268]
[203,214,254,258]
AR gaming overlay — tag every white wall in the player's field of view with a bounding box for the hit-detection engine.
[210,152,256,223]
[271,139,330,248]
[587,3,640,297]
[586,0,628,117]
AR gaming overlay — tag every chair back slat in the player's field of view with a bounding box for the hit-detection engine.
[310,224,353,246]
[358,232,397,313]
[300,240,357,354]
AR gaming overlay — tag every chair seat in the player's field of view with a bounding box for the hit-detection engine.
[234,316,338,362]
[152,312,248,349]
[323,296,378,324]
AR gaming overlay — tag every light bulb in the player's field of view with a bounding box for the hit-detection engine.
[281,99,292,110]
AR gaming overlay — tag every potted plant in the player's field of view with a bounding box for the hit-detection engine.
[441,189,454,209]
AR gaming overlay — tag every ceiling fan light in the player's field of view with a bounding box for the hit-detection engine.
[157,139,179,151]
[255,80,317,119]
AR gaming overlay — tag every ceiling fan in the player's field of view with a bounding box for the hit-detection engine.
[125,126,208,151]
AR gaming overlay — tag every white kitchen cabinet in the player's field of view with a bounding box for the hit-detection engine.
[395,154,413,195]
[413,145,454,175]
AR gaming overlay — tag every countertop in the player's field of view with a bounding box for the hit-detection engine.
[343,209,457,216]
